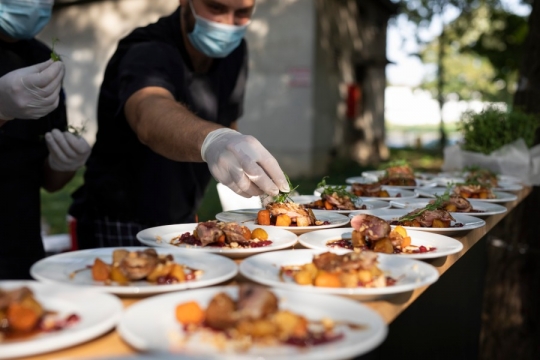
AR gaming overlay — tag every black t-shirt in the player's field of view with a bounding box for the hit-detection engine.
[0,39,67,279]
[70,7,247,225]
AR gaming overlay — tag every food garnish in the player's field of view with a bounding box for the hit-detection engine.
[0,287,79,342]
[174,285,347,350]
[399,187,452,222]
[171,221,272,249]
[272,173,298,204]
[281,251,395,288]
[304,177,364,211]
[50,38,61,62]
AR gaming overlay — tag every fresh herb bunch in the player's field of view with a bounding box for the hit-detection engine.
[316,176,358,201]
[399,186,452,221]
[272,174,298,203]
[459,107,540,154]
[50,38,61,62]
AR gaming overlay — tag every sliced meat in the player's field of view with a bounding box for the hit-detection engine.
[221,222,248,244]
[313,251,378,272]
[403,209,455,227]
[196,221,225,247]
[350,214,391,240]
[432,194,472,212]
[236,285,278,320]
[267,202,310,220]
[351,182,381,196]
[119,250,158,280]
[0,287,33,310]
[205,292,237,330]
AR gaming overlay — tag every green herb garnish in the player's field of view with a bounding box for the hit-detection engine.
[272,174,298,203]
[399,186,452,221]
[66,119,88,137]
[317,176,358,201]
[51,38,61,62]
[381,159,409,169]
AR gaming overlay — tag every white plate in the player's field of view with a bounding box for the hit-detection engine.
[298,228,463,259]
[290,195,391,214]
[239,250,439,300]
[30,247,238,295]
[214,209,350,235]
[345,176,437,189]
[0,280,122,359]
[137,223,298,258]
[315,186,418,202]
[432,177,523,192]
[389,199,507,217]
[438,172,523,185]
[118,285,387,360]
[348,209,485,235]
[415,187,518,203]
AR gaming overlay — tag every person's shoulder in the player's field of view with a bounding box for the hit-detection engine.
[119,7,180,50]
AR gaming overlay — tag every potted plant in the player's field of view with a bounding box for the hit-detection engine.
[442,106,540,185]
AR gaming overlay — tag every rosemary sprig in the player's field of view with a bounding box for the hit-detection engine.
[66,119,88,137]
[317,176,358,201]
[272,173,298,203]
[456,176,493,189]
[399,186,452,221]
[51,38,61,62]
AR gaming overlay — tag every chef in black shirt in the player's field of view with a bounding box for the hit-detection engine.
[0,0,91,279]
[70,0,290,247]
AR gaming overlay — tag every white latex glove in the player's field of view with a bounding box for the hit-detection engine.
[45,129,91,172]
[201,128,290,197]
[0,59,65,120]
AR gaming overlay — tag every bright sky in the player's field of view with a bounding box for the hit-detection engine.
[385,0,532,87]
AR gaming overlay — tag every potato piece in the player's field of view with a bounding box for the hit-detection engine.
[276,214,292,227]
[372,238,394,254]
[302,262,318,280]
[339,271,359,288]
[411,219,422,227]
[92,258,111,281]
[370,265,383,277]
[358,269,373,284]
[241,226,251,240]
[392,225,408,238]
[444,203,457,212]
[432,219,448,228]
[257,210,271,225]
[169,263,186,282]
[379,190,390,197]
[314,199,324,207]
[314,271,341,287]
[237,319,277,338]
[296,216,310,227]
[112,249,129,265]
[324,201,334,210]
[479,191,489,199]
[146,262,173,282]
[401,236,412,248]
[351,230,366,247]
[110,265,129,284]
[7,303,40,332]
[175,301,205,325]
[294,270,313,285]
[272,310,308,339]
[251,228,268,240]
[19,295,44,318]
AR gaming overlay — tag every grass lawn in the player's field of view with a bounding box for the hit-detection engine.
[41,148,443,234]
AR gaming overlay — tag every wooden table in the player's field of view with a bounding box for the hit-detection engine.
[25,187,531,360]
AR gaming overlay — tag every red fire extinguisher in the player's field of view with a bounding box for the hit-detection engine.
[346,83,362,120]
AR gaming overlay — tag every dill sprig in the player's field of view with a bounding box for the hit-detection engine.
[399,186,452,221]
[272,173,298,203]
[51,38,61,62]
[317,176,358,201]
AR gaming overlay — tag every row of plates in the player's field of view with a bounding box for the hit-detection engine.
[1,280,388,360]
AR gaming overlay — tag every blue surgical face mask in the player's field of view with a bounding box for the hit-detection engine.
[187,0,250,58]
[0,0,53,40]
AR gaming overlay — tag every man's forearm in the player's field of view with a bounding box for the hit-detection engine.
[126,88,224,162]
[42,160,76,192]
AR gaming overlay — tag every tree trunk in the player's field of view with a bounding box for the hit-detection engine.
[437,27,447,152]
[481,1,540,359]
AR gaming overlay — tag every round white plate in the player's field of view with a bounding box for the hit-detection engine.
[30,247,238,295]
[361,170,385,178]
[438,172,523,185]
[117,286,388,360]
[345,176,437,189]
[137,223,298,258]
[298,228,463,259]
[348,209,485,235]
[415,187,518,203]
[0,280,122,359]
[239,250,439,300]
[314,186,418,202]
[432,177,523,192]
[290,195,391,214]
[214,209,350,235]
[389,199,507,217]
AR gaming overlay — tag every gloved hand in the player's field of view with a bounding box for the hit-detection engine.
[201,128,290,197]
[0,59,65,120]
[45,129,91,172]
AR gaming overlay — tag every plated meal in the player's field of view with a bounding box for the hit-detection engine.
[298,228,463,260]
[118,285,388,359]
[291,195,391,214]
[415,187,518,203]
[239,249,439,299]
[300,177,366,211]
[137,223,298,257]
[389,198,507,217]
[31,247,238,294]
[0,280,121,359]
